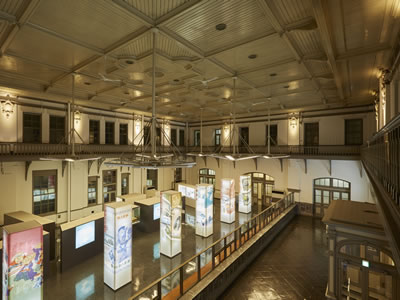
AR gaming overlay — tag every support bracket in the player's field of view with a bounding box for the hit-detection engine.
[328,159,332,176]
[233,161,236,169]
[97,158,106,174]
[253,158,258,170]
[25,161,32,181]
[88,160,95,175]
[279,158,283,172]
[304,159,307,174]
[215,158,220,168]
[62,161,67,177]
[202,156,207,166]
[359,160,363,178]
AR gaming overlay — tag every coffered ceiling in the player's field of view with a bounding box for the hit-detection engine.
[0,0,398,120]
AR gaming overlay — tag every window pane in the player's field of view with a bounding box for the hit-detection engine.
[23,113,41,143]
[105,122,115,144]
[344,181,349,188]
[89,120,100,144]
[323,191,330,204]
[345,119,363,145]
[333,192,340,200]
[32,170,57,215]
[315,190,321,203]
[341,192,349,200]
[333,179,338,187]
[119,124,128,145]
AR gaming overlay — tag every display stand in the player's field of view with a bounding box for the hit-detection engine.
[2,220,43,300]
[195,184,213,237]
[238,175,252,213]
[134,196,160,233]
[220,178,235,223]
[178,183,197,208]
[160,191,182,258]
[104,202,132,290]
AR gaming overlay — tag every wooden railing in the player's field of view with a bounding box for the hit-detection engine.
[129,193,295,300]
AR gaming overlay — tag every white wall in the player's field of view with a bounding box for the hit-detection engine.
[185,156,373,205]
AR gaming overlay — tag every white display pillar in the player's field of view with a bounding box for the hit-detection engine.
[104,202,132,290]
[3,220,43,300]
[196,184,213,237]
[160,190,182,257]
[220,178,235,223]
[239,175,252,213]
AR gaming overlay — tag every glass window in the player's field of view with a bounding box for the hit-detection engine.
[199,168,215,186]
[194,130,200,146]
[266,124,278,146]
[175,168,182,183]
[323,191,330,204]
[119,123,128,145]
[344,181,349,188]
[333,191,340,200]
[171,128,177,145]
[105,122,115,145]
[315,190,321,203]
[179,129,185,146]
[144,125,150,145]
[333,179,338,187]
[340,244,361,257]
[121,173,129,195]
[33,170,56,215]
[147,169,158,189]
[341,192,349,200]
[156,127,161,146]
[88,176,97,205]
[345,119,363,145]
[215,129,221,146]
[23,113,41,143]
[209,170,215,175]
[103,170,116,203]
[50,116,65,144]
[89,120,100,144]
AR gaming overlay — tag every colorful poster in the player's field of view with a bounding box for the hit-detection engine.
[239,175,252,213]
[104,203,132,290]
[160,191,182,257]
[220,178,235,223]
[196,184,213,237]
[3,221,43,300]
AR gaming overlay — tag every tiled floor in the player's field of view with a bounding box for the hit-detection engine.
[220,216,329,300]
[42,200,268,300]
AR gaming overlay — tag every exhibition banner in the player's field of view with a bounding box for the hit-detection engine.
[239,175,252,213]
[104,202,132,290]
[2,220,43,300]
[195,184,213,237]
[160,191,182,257]
[220,178,235,223]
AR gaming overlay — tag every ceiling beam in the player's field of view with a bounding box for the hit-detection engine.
[0,0,41,56]
[312,0,345,100]
[155,0,204,25]
[336,43,392,61]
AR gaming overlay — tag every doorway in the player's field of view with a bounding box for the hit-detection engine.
[304,122,319,146]
[245,172,274,211]
[239,127,249,150]
[313,178,350,217]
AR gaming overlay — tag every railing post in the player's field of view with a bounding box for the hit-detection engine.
[180,266,184,296]
[197,254,201,281]
[212,245,215,269]
[157,281,162,300]
[224,237,227,259]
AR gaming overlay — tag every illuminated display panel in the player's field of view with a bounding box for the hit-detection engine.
[75,221,95,249]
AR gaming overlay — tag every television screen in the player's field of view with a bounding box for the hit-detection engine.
[75,221,95,249]
[153,203,160,220]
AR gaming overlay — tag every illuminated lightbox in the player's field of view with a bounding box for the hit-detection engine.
[153,203,161,220]
[3,220,43,300]
[160,191,182,257]
[104,202,132,290]
[195,184,213,237]
[239,175,252,213]
[75,221,95,249]
[220,178,235,223]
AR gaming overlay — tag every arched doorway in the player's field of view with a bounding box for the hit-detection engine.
[313,177,350,217]
[199,168,216,185]
[244,172,275,209]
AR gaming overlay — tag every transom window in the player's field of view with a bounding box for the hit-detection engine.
[199,168,216,185]
[88,176,98,205]
[339,243,395,267]
[103,170,116,203]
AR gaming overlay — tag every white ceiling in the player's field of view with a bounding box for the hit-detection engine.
[0,0,398,120]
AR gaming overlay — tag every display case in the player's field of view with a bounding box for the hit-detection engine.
[104,202,132,290]
[160,191,182,258]
[196,184,214,237]
[132,205,140,224]
[239,175,251,213]
[2,220,43,300]
[220,178,235,223]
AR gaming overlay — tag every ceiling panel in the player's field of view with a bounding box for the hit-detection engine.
[305,60,331,76]
[269,0,313,26]
[289,30,323,56]
[212,35,293,72]
[258,78,315,96]
[158,33,198,58]
[29,0,146,49]
[114,31,152,57]
[164,0,274,52]
[240,60,305,87]
[8,26,98,69]
[277,90,321,106]
[0,21,10,44]
[0,0,26,17]
[122,0,191,20]
[348,54,377,98]
[0,55,65,82]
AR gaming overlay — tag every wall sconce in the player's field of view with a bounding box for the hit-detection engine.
[1,100,14,119]
[289,115,297,128]
[74,110,81,123]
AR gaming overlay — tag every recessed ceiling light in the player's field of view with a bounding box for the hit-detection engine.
[215,23,227,31]
[283,85,290,89]
[125,60,134,65]
[173,79,180,82]
[248,54,257,59]
[269,73,277,77]
[124,91,129,95]
[84,82,91,85]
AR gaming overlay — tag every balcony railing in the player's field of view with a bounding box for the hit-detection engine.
[0,143,360,160]
[129,192,295,300]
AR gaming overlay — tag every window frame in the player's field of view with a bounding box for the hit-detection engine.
[194,130,200,146]
[103,169,117,203]
[105,121,115,145]
[23,112,42,143]
[171,128,177,146]
[89,119,100,144]
[345,119,363,145]
[119,123,128,145]
[215,128,221,146]
[88,176,98,206]
[49,115,66,144]
[179,129,185,146]
[266,124,278,146]
[32,169,57,216]
[121,173,130,195]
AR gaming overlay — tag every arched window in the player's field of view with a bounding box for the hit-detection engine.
[199,168,216,185]
[313,177,351,217]
[339,242,395,267]
[244,172,275,207]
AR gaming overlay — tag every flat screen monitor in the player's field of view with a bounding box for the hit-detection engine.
[153,203,160,220]
[75,221,95,249]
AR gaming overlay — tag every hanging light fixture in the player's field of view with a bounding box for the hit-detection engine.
[106,28,196,169]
